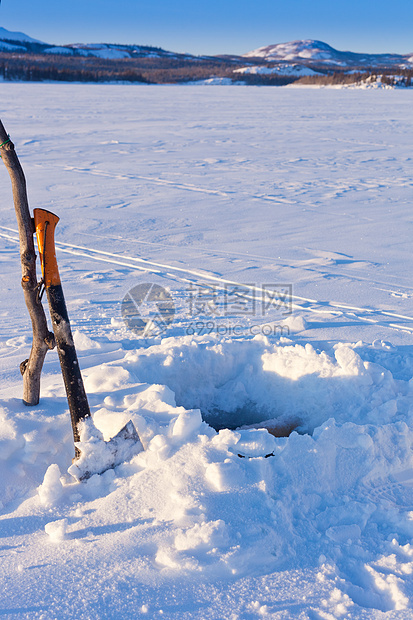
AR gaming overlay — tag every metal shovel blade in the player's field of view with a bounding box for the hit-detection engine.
[69,420,144,481]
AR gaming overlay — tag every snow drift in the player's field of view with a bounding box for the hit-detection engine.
[1,333,413,617]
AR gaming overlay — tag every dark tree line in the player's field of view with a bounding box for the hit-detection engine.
[0,55,150,83]
[0,50,412,86]
[0,52,240,84]
[293,69,413,87]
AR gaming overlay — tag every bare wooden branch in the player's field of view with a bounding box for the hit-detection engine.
[0,119,54,405]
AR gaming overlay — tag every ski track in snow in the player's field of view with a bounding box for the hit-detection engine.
[1,225,412,335]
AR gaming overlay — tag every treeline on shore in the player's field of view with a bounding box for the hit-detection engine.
[0,53,240,84]
[295,70,413,87]
[0,52,412,86]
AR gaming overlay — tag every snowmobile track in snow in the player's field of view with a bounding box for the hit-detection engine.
[1,225,413,334]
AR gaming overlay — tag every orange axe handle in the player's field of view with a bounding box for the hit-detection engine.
[33,209,61,287]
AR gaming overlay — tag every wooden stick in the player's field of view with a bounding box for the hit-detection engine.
[0,120,54,405]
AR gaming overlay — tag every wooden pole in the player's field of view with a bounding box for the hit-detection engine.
[0,120,54,405]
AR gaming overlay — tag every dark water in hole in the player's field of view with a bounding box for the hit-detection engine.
[199,404,300,437]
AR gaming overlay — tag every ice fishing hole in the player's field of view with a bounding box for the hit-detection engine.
[128,338,332,437]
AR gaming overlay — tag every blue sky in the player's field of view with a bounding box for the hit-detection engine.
[1,0,412,55]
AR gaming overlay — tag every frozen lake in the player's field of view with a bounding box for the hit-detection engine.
[1,84,413,619]
[1,84,413,349]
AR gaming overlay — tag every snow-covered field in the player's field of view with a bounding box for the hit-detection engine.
[1,83,413,619]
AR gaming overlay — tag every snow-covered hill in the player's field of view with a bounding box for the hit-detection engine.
[0,27,177,59]
[0,26,44,44]
[44,42,178,60]
[244,39,413,69]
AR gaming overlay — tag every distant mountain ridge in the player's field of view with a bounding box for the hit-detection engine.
[41,43,178,60]
[1,28,413,68]
[244,39,413,69]
[0,27,178,59]
[0,26,44,44]
[1,28,412,86]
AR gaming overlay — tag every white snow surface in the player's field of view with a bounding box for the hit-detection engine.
[190,77,236,85]
[1,83,413,619]
[234,64,320,76]
[73,44,131,59]
[0,41,26,52]
[43,47,74,56]
[84,48,131,60]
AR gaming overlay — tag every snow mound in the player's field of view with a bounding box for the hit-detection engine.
[38,464,64,507]
[1,332,413,615]
[44,518,68,542]
[73,330,101,351]
[121,335,404,433]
